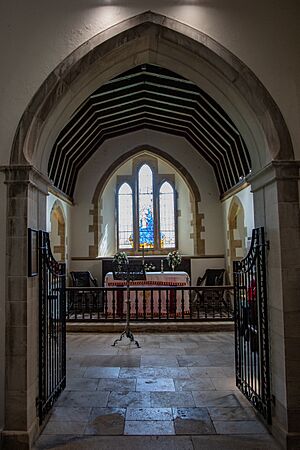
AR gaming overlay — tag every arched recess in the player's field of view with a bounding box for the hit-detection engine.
[89,146,205,257]
[227,196,247,280]
[10,10,294,178]
[50,200,66,262]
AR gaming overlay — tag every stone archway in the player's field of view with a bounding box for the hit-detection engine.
[227,196,247,281]
[4,10,300,450]
[10,11,294,171]
[50,200,66,262]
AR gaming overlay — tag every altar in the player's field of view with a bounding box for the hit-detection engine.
[104,271,190,317]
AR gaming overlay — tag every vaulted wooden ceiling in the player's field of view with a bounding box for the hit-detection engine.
[48,64,251,198]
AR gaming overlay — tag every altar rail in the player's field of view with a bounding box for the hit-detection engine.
[65,285,234,322]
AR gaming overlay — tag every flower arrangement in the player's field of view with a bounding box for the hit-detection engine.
[167,250,182,271]
[144,262,156,272]
[113,251,128,266]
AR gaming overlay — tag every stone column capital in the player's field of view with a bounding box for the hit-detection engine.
[248,160,300,192]
[0,164,51,195]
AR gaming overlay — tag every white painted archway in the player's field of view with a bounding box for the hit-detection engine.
[3,11,299,450]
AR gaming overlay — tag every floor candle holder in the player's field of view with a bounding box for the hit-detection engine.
[111,261,146,348]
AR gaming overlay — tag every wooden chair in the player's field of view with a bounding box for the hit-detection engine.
[196,268,225,287]
[69,271,100,314]
[193,269,227,314]
[70,271,98,288]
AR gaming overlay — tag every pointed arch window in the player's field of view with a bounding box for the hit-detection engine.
[159,181,175,248]
[138,164,154,249]
[118,183,133,249]
[117,160,177,253]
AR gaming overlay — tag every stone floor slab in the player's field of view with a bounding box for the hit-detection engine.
[84,407,126,435]
[192,391,243,408]
[48,407,91,423]
[141,355,179,367]
[119,367,190,379]
[66,378,98,391]
[42,421,86,435]
[126,407,173,421]
[174,378,215,391]
[124,420,175,435]
[177,356,211,367]
[97,378,136,392]
[34,332,279,449]
[82,355,141,367]
[188,367,227,378]
[84,367,120,378]
[55,390,109,408]
[151,392,195,407]
[210,377,237,390]
[173,407,215,435]
[108,391,151,408]
[213,420,268,434]
[136,378,175,392]
[208,406,257,421]
[191,435,281,449]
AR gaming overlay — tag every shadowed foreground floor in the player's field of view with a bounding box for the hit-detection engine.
[34,332,280,450]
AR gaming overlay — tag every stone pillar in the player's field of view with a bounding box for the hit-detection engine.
[1,166,49,450]
[0,171,7,433]
[250,161,300,450]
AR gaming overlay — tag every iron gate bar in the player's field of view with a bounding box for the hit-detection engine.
[38,231,66,423]
[234,227,271,424]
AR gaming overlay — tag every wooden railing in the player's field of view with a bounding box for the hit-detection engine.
[65,285,234,322]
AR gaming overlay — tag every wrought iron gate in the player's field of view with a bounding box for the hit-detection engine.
[38,231,66,423]
[234,227,271,423]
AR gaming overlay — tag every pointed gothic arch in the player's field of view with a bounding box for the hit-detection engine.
[90,146,204,257]
[50,200,66,262]
[10,10,294,176]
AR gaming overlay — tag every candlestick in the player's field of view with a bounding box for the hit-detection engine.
[161,259,164,273]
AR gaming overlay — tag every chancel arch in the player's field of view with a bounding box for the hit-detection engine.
[4,10,300,450]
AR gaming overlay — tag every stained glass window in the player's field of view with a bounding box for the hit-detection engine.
[118,183,134,248]
[116,159,177,252]
[159,181,175,248]
[138,164,154,248]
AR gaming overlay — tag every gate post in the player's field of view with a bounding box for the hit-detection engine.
[2,166,49,449]
[250,161,300,449]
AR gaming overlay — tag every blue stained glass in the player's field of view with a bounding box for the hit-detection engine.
[138,165,154,248]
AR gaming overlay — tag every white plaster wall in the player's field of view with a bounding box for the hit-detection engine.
[72,130,224,257]
[0,1,299,169]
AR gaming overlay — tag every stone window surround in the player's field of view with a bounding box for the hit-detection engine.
[89,146,205,257]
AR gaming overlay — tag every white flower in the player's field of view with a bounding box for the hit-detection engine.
[113,251,128,265]
[167,250,182,268]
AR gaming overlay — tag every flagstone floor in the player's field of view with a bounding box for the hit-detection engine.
[34,332,280,450]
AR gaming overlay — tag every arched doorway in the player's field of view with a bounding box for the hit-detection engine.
[49,200,66,262]
[227,196,246,281]
[4,11,300,449]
